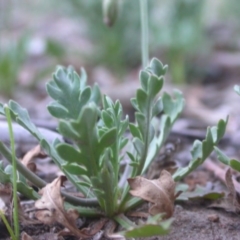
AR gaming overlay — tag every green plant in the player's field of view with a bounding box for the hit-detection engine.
[0,210,17,240]
[152,0,206,84]
[0,58,228,237]
[61,0,146,72]
[214,85,240,172]
[0,35,28,97]
[62,0,208,82]
[0,107,19,240]
[4,106,19,239]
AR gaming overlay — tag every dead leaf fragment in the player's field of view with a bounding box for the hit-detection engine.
[21,231,33,240]
[104,220,125,240]
[128,170,176,218]
[207,214,219,223]
[21,145,46,172]
[225,168,240,211]
[34,176,91,238]
[210,168,240,213]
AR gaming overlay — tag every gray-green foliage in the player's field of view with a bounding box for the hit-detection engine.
[45,58,184,217]
[0,58,228,236]
[173,118,228,181]
[214,85,240,172]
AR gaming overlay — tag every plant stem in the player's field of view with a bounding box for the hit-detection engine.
[4,106,19,239]
[0,142,99,207]
[0,210,17,240]
[140,0,149,68]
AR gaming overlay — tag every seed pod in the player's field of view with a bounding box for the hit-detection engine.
[102,0,118,27]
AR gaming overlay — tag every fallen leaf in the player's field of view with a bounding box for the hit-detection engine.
[225,168,240,211]
[210,168,240,212]
[34,176,92,238]
[128,170,175,218]
[119,215,173,238]
[103,220,125,240]
[21,145,46,172]
[58,217,108,238]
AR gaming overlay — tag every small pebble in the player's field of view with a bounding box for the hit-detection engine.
[207,214,220,222]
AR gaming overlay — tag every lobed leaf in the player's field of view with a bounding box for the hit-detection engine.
[148,75,163,99]
[62,163,88,176]
[152,97,163,117]
[129,123,142,139]
[47,67,101,120]
[215,147,240,172]
[57,143,87,165]
[98,128,117,156]
[140,70,149,91]
[136,89,148,114]
[149,58,167,77]
[173,118,228,181]
[120,218,172,238]
[229,160,240,172]
[162,90,185,123]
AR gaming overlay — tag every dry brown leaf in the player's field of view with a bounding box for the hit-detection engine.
[128,170,176,218]
[59,218,108,238]
[210,168,240,213]
[103,220,125,240]
[21,145,46,172]
[34,176,91,238]
[225,168,240,212]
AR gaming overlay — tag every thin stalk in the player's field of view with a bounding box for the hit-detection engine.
[0,210,17,240]
[5,106,19,239]
[140,0,149,68]
[119,0,151,206]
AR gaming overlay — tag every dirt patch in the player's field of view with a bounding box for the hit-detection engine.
[157,204,240,240]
